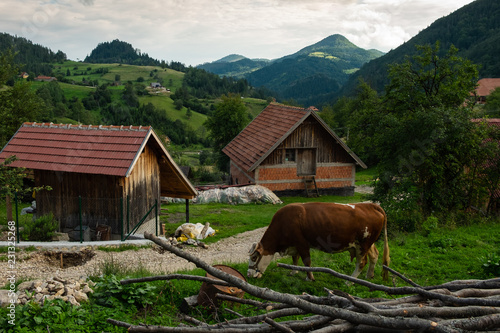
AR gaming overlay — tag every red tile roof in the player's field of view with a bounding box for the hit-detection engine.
[0,122,153,177]
[476,78,500,97]
[222,103,366,172]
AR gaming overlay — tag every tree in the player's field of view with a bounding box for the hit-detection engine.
[370,43,491,219]
[330,79,383,166]
[0,49,45,147]
[204,94,248,171]
[0,49,49,220]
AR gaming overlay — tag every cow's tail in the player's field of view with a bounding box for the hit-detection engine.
[381,206,390,281]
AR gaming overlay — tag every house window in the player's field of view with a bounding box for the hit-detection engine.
[285,149,296,162]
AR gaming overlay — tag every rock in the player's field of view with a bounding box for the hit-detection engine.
[0,290,12,307]
[17,281,34,292]
[74,291,88,303]
[9,277,95,307]
[67,295,80,306]
[82,285,93,294]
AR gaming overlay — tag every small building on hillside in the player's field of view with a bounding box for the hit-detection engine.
[34,75,57,82]
[476,78,500,103]
[222,103,366,197]
[0,123,197,239]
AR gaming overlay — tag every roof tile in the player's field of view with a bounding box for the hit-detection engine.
[0,122,151,177]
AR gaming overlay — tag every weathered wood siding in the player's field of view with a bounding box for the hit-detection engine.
[35,171,122,231]
[34,145,161,234]
[123,145,160,233]
[261,117,352,165]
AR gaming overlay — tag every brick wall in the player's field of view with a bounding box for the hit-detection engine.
[229,161,255,185]
[255,163,355,193]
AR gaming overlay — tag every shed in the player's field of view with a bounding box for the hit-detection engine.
[222,103,366,197]
[0,122,197,238]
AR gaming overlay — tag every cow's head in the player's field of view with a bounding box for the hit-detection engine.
[247,242,274,278]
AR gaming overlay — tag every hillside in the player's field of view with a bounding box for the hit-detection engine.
[0,32,66,75]
[84,39,161,66]
[341,0,500,97]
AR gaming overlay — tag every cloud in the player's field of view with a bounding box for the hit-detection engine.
[0,0,475,66]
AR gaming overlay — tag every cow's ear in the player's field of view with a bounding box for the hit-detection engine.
[249,243,257,254]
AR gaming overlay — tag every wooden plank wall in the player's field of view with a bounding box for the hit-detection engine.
[262,117,351,166]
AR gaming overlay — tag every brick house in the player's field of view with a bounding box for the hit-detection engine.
[222,103,366,197]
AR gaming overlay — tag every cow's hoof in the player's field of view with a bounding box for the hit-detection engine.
[289,270,299,276]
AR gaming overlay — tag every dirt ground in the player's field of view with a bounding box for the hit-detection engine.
[0,227,267,284]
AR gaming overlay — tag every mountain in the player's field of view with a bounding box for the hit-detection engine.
[197,34,383,106]
[197,54,271,78]
[341,0,500,98]
[245,34,384,106]
[84,39,161,66]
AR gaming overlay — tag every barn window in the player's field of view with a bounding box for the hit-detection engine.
[285,149,296,162]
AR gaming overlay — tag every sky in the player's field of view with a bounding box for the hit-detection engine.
[0,0,476,66]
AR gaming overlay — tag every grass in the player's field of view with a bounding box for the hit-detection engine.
[354,167,378,186]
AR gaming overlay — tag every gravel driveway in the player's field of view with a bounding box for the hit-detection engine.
[1,228,267,284]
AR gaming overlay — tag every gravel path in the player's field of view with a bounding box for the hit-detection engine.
[1,228,267,284]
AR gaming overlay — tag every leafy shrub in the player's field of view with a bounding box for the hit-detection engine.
[92,275,157,308]
[421,215,439,236]
[20,213,58,241]
[480,253,500,278]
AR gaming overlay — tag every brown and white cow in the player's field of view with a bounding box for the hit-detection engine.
[247,202,390,281]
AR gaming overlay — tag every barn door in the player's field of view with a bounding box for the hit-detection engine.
[297,148,316,176]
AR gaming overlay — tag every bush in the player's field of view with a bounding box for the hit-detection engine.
[20,213,58,241]
[480,253,500,278]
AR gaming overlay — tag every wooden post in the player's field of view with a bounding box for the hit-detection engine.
[185,199,189,223]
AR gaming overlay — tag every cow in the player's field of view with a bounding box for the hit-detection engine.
[247,202,390,281]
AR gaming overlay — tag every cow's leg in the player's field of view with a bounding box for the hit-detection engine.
[365,244,379,279]
[297,247,314,281]
[290,254,300,275]
[351,248,368,279]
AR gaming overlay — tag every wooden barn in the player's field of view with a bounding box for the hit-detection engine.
[222,103,366,197]
[0,122,197,239]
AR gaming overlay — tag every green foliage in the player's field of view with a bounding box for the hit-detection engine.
[362,43,500,218]
[204,94,250,171]
[0,49,47,146]
[20,213,58,241]
[92,275,157,308]
[421,215,439,236]
[481,253,500,278]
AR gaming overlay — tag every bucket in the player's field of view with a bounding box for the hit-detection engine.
[96,225,111,241]
[197,265,246,308]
